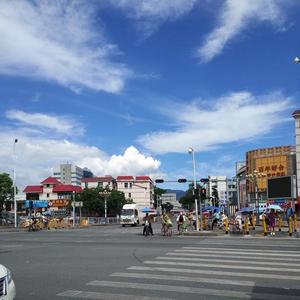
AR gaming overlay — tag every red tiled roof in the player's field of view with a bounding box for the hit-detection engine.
[117,176,134,181]
[41,177,62,185]
[81,176,114,183]
[136,176,152,181]
[53,185,82,193]
[23,185,43,193]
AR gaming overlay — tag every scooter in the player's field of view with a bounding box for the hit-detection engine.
[143,220,150,236]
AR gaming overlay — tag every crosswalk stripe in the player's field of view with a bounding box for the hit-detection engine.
[128,266,300,280]
[144,260,300,273]
[156,256,300,267]
[195,242,300,248]
[167,252,300,262]
[183,246,300,254]
[57,290,173,300]
[110,272,255,287]
[87,280,300,300]
[176,249,300,257]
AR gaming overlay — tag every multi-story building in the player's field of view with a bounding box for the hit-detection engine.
[82,167,94,178]
[23,177,82,211]
[227,178,237,205]
[116,176,154,207]
[81,176,117,190]
[160,193,179,208]
[236,163,247,208]
[246,146,296,202]
[53,163,83,186]
[208,176,228,206]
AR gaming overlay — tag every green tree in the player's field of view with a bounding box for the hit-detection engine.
[161,201,173,213]
[153,186,166,209]
[107,189,126,216]
[0,173,13,213]
[179,187,194,210]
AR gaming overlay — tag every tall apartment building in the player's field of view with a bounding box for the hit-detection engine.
[53,163,83,186]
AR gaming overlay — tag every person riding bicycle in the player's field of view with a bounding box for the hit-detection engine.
[161,212,172,234]
[143,213,153,236]
[176,212,187,232]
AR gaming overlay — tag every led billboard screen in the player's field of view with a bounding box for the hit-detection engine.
[267,176,292,199]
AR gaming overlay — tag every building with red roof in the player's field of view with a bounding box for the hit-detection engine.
[81,176,116,190]
[23,177,82,210]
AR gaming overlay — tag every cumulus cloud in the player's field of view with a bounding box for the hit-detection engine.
[197,0,290,62]
[0,128,161,189]
[6,110,84,136]
[0,0,130,93]
[110,0,197,36]
[138,91,292,154]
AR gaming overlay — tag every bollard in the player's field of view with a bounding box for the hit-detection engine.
[294,214,297,233]
[251,213,255,230]
[262,215,267,236]
[244,215,249,235]
[288,216,293,237]
[278,216,282,232]
[225,217,229,234]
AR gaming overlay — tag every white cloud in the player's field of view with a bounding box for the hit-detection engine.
[197,0,289,62]
[110,0,197,36]
[0,132,161,190]
[6,110,84,136]
[0,0,130,93]
[138,91,292,154]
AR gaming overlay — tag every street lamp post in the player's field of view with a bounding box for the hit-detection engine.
[13,138,18,228]
[294,57,300,64]
[72,191,76,227]
[246,170,266,225]
[188,147,202,231]
[99,190,111,225]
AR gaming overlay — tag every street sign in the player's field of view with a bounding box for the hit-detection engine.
[72,201,83,207]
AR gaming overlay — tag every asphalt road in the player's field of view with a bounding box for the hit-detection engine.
[1,223,300,300]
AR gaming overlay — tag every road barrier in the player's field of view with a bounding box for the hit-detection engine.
[294,214,297,233]
[288,216,293,236]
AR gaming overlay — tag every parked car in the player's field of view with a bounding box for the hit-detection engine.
[0,264,16,300]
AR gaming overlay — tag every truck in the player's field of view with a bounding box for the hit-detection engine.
[120,204,146,227]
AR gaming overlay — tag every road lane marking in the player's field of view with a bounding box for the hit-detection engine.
[128,266,300,281]
[194,242,300,248]
[110,272,255,287]
[143,260,300,273]
[176,249,300,257]
[57,290,172,300]
[167,252,300,262]
[86,280,300,300]
[183,246,300,254]
[156,256,300,267]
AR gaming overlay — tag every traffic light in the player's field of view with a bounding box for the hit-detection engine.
[178,178,187,183]
[155,179,164,183]
[200,188,206,197]
[200,178,209,183]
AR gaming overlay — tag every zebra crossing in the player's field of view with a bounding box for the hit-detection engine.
[57,240,300,299]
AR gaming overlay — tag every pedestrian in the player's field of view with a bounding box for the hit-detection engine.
[211,209,220,230]
[268,209,276,236]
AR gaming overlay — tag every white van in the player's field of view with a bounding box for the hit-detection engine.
[120,204,145,227]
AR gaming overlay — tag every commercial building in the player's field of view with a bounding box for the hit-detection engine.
[246,145,296,202]
[23,176,82,211]
[53,163,83,186]
[236,163,247,208]
[208,176,228,206]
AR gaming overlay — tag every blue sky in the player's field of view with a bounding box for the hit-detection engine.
[0,0,299,190]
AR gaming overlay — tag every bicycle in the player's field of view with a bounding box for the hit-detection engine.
[161,223,172,236]
[178,223,184,235]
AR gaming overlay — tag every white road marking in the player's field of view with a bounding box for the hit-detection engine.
[110,271,255,287]
[87,280,300,300]
[57,290,172,300]
[128,265,300,280]
[156,256,300,267]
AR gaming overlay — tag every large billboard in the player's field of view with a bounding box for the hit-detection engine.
[267,176,295,199]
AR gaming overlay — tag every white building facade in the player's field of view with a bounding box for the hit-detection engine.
[160,193,179,208]
[53,163,83,186]
[81,176,116,190]
[116,176,154,207]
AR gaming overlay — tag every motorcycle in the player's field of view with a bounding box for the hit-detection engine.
[143,220,150,236]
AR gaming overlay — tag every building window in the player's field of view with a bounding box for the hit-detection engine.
[128,193,131,198]
[124,182,128,188]
[129,182,132,188]
[46,184,50,188]
[47,193,50,198]
[97,182,103,188]
[85,182,88,189]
